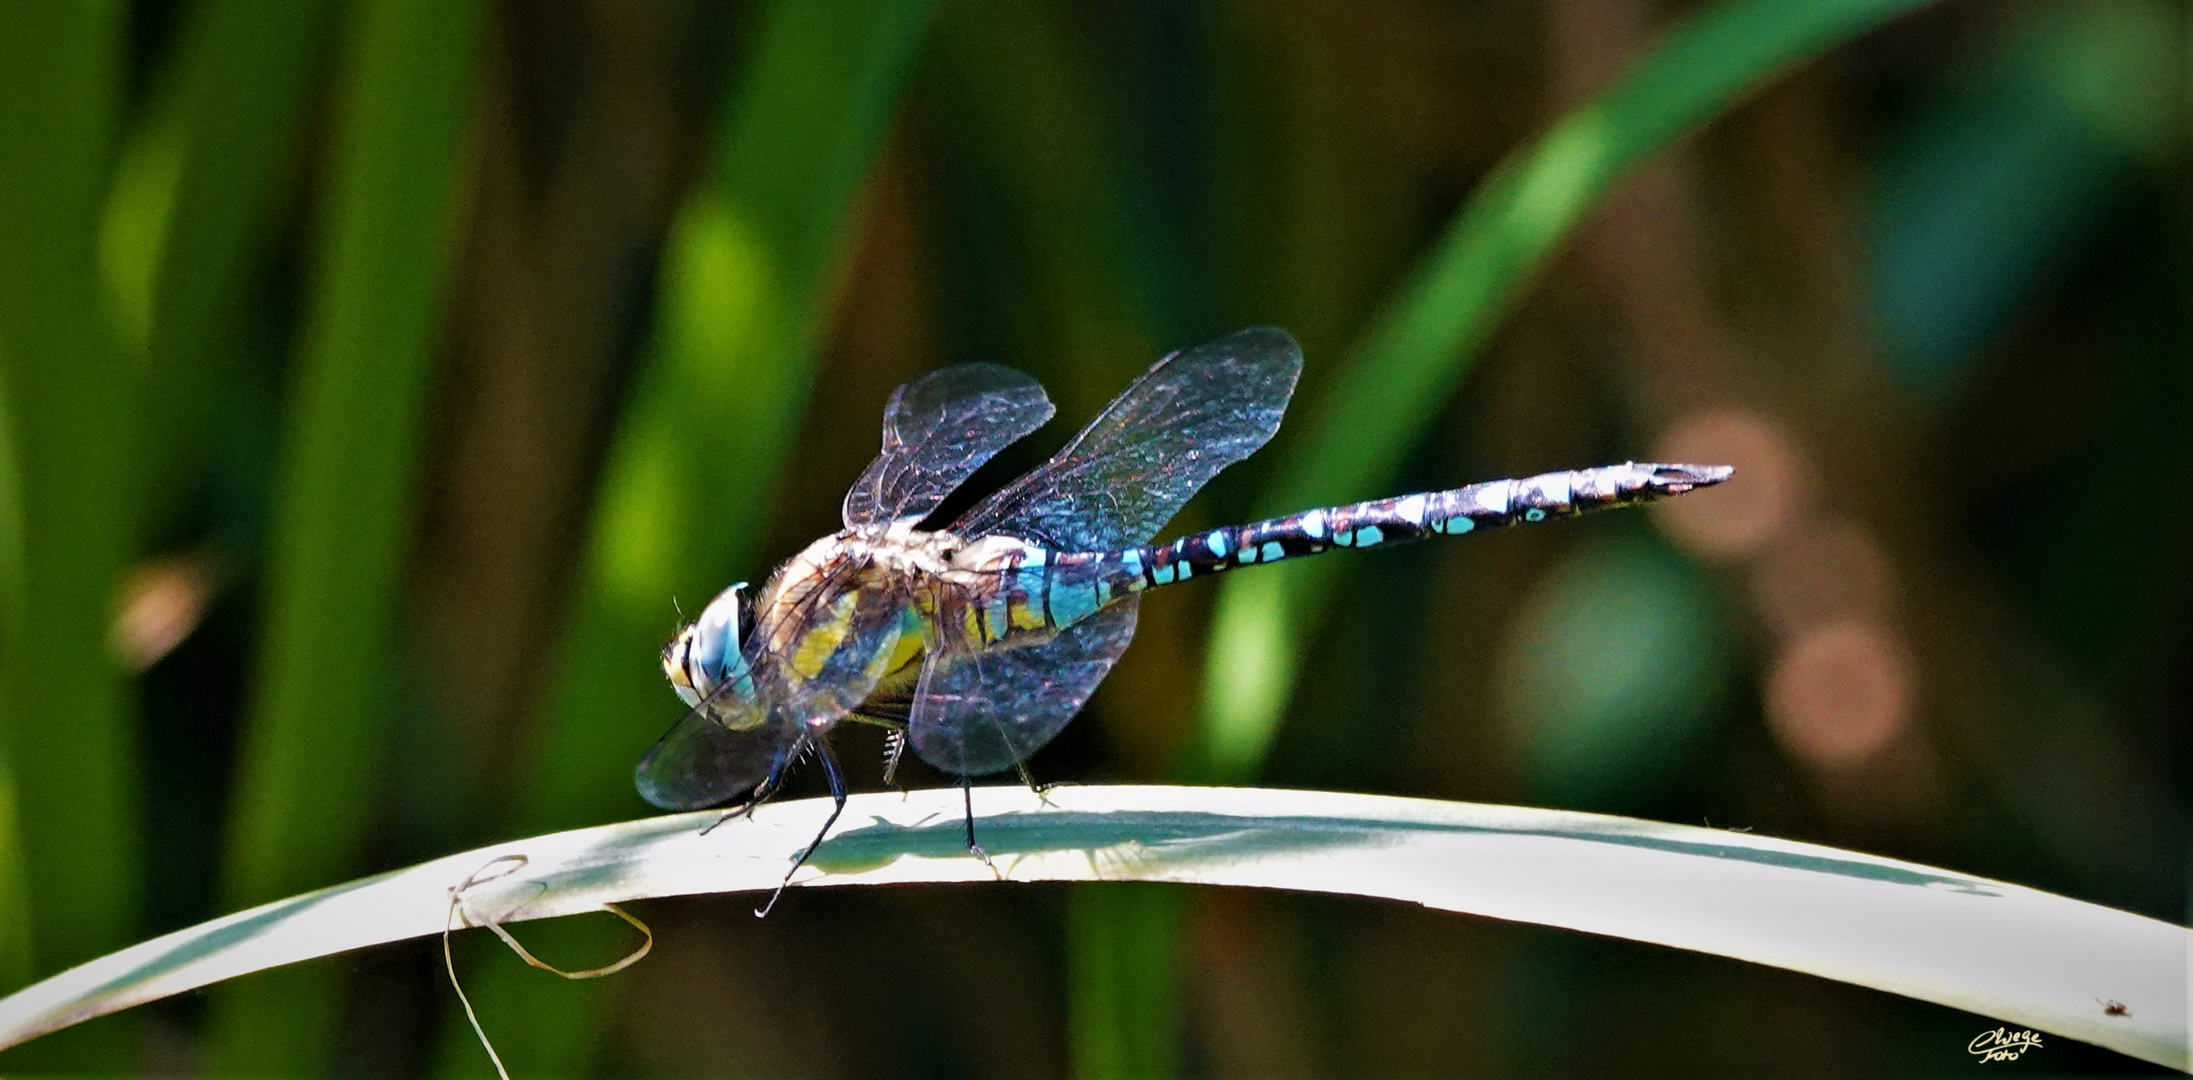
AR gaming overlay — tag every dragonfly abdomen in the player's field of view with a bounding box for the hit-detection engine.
[1114,462,1728,596]
[967,463,1726,638]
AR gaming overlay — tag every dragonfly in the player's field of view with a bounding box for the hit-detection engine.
[637,327,1729,912]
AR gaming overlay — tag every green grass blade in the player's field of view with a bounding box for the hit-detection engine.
[0,765,25,995]
[100,0,340,530]
[0,376,29,988]
[0,5,136,1069]
[0,0,135,986]
[0,382,25,986]
[516,0,936,838]
[1190,0,1943,784]
[1069,884,1186,1080]
[0,377,23,995]
[200,0,488,1072]
[3,786,2183,1070]
[421,2,935,1073]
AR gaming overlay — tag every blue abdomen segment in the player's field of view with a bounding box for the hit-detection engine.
[1032,463,1729,620]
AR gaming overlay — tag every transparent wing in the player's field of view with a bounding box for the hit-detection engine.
[634,690,800,810]
[906,599,1139,777]
[952,327,1303,549]
[842,363,1054,527]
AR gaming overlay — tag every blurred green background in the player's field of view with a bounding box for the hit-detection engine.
[0,0,2185,1075]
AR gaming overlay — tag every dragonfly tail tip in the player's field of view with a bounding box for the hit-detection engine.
[1661,462,1733,483]
[1636,462,1734,495]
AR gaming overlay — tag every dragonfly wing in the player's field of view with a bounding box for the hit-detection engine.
[952,327,1302,549]
[907,598,1139,777]
[842,363,1054,527]
[634,693,800,810]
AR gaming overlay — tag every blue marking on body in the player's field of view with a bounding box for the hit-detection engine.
[1119,549,1142,576]
[1238,544,1258,564]
[1357,524,1384,547]
[1449,516,1476,534]
[1207,531,1229,558]
[1177,560,1193,580]
[1300,510,1327,539]
[1020,547,1047,567]
[1047,585,1097,627]
[1335,530,1354,547]
[1260,540,1283,562]
[1524,507,1547,522]
[1152,561,1176,585]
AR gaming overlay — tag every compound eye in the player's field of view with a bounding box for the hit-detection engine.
[696,584,744,644]
[729,581,752,638]
[661,632,705,707]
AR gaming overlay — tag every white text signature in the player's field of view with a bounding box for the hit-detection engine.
[1968,1027,2043,1063]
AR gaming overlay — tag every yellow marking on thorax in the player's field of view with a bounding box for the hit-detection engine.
[790,609,852,680]
[1008,590,1047,632]
[883,618,925,675]
[983,596,1012,641]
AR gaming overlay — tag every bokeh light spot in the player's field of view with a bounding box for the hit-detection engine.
[1764,620,1912,768]
[1652,407,1808,558]
[110,553,221,671]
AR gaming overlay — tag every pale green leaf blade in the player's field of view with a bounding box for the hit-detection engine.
[0,787,2180,1070]
[0,1,138,999]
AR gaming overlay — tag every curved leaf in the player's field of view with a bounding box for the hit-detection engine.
[0,786,2179,1070]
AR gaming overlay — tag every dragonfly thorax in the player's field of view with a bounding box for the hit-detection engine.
[737,526,1063,705]
[766,521,1045,602]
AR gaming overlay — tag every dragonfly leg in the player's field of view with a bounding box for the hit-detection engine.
[961,775,998,876]
[882,728,909,791]
[1014,762,1067,809]
[755,736,847,918]
[844,708,912,791]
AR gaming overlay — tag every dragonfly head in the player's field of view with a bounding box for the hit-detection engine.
[663,582,751,708]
